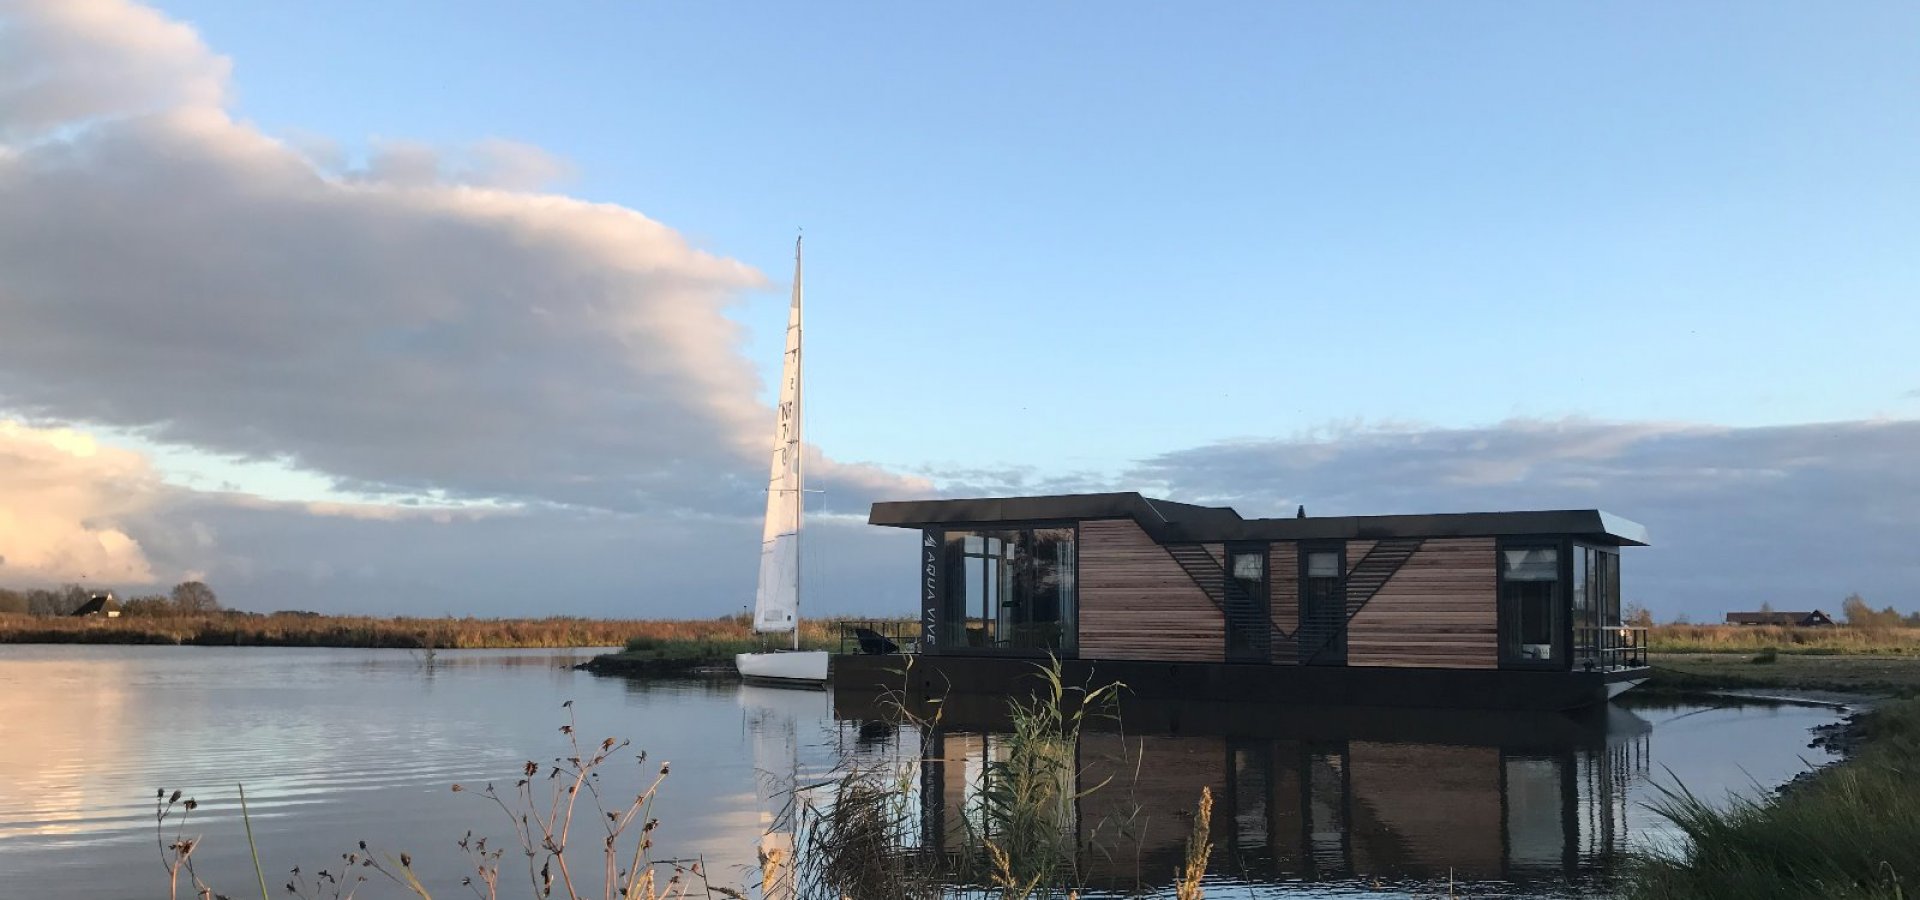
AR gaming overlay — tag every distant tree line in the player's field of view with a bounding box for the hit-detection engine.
[1839,593,1919,630]
[0,581,222,617]
[1648,592,1920,628]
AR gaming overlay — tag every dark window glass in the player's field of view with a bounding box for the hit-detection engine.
[1303,550,1346,664]
[1226,550,1268,661]
[1601,551,1620,628]
[1501,546,1561,665]
[1572,547,1595,666]
[939,527,1076,653]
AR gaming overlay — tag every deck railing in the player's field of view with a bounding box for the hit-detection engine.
[1575,625,1649,670]
[836,619,922,656]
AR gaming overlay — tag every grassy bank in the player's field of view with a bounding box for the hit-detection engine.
[1649,624,1920,655]
[1627,698,1920,899]
[575,622,846,676]
[1650,652,1920,697]
[0,612,854,651]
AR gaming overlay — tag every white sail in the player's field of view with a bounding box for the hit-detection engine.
[753,238,804,635]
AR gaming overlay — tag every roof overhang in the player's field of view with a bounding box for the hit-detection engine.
[869,492,1649,547]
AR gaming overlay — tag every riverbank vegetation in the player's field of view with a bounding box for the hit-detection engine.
[0,609,865,651]
[1649,653,1920,697]
[1627,698,1920,899]
[1649,624,1920,655]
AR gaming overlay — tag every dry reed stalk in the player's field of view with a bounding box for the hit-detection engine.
[1174,786,1212,900]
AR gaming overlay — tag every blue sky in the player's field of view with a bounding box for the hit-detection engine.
[0,0,1914,617]
[148,0,1920,477]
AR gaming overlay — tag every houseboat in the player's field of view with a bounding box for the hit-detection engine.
[836,492,1650,710]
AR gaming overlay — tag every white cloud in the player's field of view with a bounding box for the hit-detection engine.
[0,0,923,523]
[0,420,160,584]
[0,0,936,615]
[0,0,228,138]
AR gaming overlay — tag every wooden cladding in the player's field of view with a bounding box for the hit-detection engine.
[1345,540,1376,575]
[1346,537,1498,669]
[1269,542,1299,637]
[1079,519,1226,662]
[1074,524,1496,670]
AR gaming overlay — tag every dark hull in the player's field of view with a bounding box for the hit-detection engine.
[833,653,1646,712]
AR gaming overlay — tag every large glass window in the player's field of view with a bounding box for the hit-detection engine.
[1600,551,1620,629]
[1571,548,1592,666]
[1500,546,1561,666]
[940,526,1076,653]
[1569,545,1624,669]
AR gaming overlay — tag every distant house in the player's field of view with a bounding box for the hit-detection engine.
[1725,609,1836,627]
[70,592,122,618]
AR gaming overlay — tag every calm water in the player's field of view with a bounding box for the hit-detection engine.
[0,646,1845,898]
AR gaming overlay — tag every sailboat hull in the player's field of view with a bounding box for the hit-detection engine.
[735,650,830,685]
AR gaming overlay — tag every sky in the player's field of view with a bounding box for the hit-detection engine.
[0,0,1915,620]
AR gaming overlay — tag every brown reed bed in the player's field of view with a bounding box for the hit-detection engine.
[1649,624,1920,655]
[0,611,859,651]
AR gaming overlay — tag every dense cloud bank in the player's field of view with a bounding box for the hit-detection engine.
[1124,419,1920,617]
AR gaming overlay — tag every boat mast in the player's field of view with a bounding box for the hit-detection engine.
[791,234,804,652]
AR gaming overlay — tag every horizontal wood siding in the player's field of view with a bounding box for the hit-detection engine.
[1347,537,1497,669]
[1345,540,1376,574]
[1079,519,1226,662]
[1269,542,1298,637]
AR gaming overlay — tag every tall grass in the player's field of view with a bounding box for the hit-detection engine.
[1649,625,1920,655]
[1627,699,1920,899]
[0,612,871,651]
[790,657,1153,900]
[971,660,1126,895]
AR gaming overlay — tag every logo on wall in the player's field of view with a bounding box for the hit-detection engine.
[922,531,938,647]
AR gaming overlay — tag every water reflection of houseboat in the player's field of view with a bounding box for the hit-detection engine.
[842,492,1651,710]
[833,692,1651,892]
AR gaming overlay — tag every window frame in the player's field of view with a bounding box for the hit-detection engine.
[1225,540,1271,663]
[1298,541,1348,666]
[930,520,1081,658]
[1497,537,1569,671]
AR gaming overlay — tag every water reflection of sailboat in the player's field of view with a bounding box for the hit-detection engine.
[835,691,1653,893]
[738,684,830,898]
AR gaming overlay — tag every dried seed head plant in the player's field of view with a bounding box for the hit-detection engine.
[158,702,724,900]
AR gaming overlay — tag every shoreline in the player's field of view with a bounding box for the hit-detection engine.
[573,652,739,678]
[1625,658,1919,898]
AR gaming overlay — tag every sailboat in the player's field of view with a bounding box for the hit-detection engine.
[735,237,831,685]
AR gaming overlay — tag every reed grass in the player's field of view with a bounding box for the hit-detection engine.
[1648,624,1920,655]
[789,656,1139,900]
[0,612,872,651]
[1626,699,1920,899]
[1174,786,1212,900]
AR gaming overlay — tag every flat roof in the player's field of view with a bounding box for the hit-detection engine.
[868,491,1649,546]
